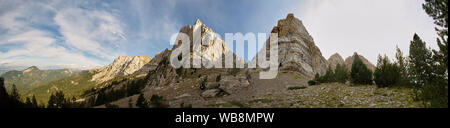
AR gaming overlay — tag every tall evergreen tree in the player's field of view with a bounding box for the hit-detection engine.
[395,46,409,86]
[420,0,448,108]
[374,55,401,87]
[334,63,349,83]
[47,94,56,108]
[350,53,373,85]
[409,34,434,86]
[10,84,20,101]
[409,34,447,107]
[31,95,38,108]
[323,67,335,82]
[0,77,9,108]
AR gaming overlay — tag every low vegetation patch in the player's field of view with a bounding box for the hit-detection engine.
[288,86,307,90]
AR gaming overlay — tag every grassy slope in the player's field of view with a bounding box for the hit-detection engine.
[247,83,422,108]
[1,69,77,93]
[24,71,96,104]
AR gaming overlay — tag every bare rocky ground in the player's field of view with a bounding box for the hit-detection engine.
[101,71,421,108]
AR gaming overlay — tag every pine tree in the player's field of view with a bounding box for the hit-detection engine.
[420,0,448,108]
[334,63,348,83]
[409,34,434,86]
[31,95,38,108]
[10,84,20,101]
[47,94,56,108]
[54,91,67,108]
[409,34,447,107]
[374,55,400,87]
[350,53,373,85]
[323,67,335,83]
[0,77,9,108]
[314,73,320,81]
[25,97,32,107]
[395,46,409,86]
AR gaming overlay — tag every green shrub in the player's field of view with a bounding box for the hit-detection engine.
[288,86,307,90]
[308,80,317,86]
[216,75,222,82]
[199,76,207,90]
[149,94,167,108]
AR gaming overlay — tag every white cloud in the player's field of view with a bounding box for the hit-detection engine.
[296,0,438,64]
[0,0,126,70]
[54,7,126,60]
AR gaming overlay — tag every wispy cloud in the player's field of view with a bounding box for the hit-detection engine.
[0,0,127,69]
[54,7,126,60]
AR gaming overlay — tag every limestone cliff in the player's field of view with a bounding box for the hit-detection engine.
[327,53,345,70]
[90,55,151,82]
[250,13,328,78]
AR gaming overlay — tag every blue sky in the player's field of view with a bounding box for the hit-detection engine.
[0,0,438,70]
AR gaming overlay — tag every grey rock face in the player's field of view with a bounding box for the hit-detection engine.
[327,53,345,70]
[140,19,247,88]
[250,13,328,78]
[90,55,151,82]
[201,89,222,98]
[344,53,376,72]
[218,74,250,94]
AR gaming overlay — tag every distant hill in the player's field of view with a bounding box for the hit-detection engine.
[24,55,151,104]
[24,70,95,104]
[0,66,78,93]
[0,69,8,76]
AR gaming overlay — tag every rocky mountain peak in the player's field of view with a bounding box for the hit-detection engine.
[327,53,345,70]
[194,19,203,25]
[114,55,132,63]
[273,13,313,42]
[253,13,328,78]
[172,19,241,65]
[23,66,39,73]
[91,55,151,82]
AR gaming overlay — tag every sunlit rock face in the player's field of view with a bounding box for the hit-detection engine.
[251,13,328,78]
[90,55,151,82]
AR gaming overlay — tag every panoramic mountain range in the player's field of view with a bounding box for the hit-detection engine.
[1,14,412,108]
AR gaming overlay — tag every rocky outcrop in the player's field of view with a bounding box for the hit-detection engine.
[204,74,250,95]
[173,19,245,67]
[327,53,345,70]
[218,74,250,94]
[344,53,376,72]
[90,55,151,82]
[143,49,178,87]
[140,19,246,88]
[251,13,328,78]
[201,89,223,98]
